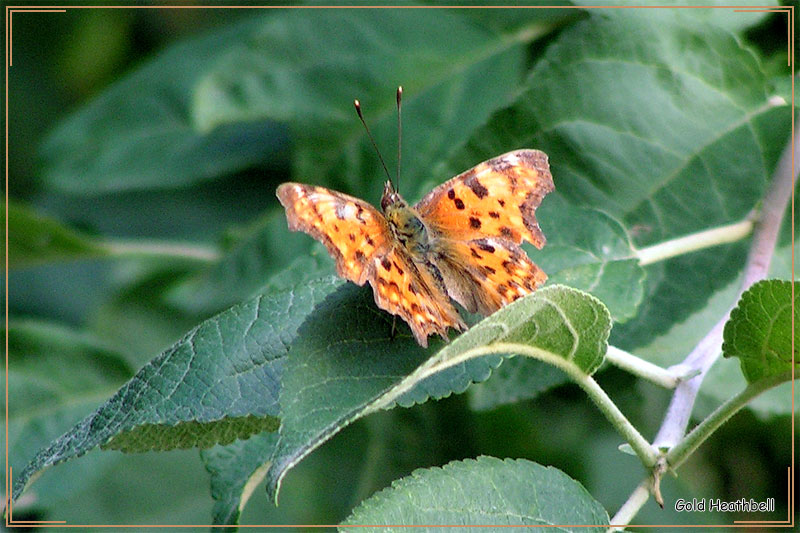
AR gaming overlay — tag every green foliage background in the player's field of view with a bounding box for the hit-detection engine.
[4,1,796,529]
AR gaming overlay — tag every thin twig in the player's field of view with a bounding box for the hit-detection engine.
[103,239,219,262]
[605,345,684,389]
[635,218,754,266]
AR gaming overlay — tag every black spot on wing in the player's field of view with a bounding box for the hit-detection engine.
[464,174,489,198]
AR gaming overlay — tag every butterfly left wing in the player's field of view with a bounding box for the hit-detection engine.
[415,149,554,248]
[277,183,391,285]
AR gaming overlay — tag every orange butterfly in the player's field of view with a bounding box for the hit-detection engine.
[277,149,554,347]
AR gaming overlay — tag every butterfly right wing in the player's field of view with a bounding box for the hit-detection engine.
[277,183,392,285]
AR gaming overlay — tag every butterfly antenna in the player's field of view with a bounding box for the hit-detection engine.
[354,99,392,184]
[396,86,403,191]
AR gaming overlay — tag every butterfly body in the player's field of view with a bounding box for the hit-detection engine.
[277,149,554,347]
[381,182,431,259]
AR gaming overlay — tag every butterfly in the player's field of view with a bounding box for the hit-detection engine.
[277,149,554,347]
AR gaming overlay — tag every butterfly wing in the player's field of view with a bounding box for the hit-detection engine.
[415,150,554,247]
[277,183,391,285]
[415,150,554,315]
[432,238,547,315]
[368,247,465,348]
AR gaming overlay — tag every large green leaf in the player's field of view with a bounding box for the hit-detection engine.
[266,285,610,501]
[4,201,110,267]
[341,456,609,530]
[441,11,790,350]
[40,16,285,194]
[11,274,341,502]
[723,280,798,383]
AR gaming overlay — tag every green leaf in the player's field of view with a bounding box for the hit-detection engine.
[442,11,789,349]
[201,432,278,528]
[11,274,342,502]
[40,16,286,194]
[5,201,110,267]
[266,285,610,501]
[723,280,798,383]
[264,283,482,501]
[341,456,609,530]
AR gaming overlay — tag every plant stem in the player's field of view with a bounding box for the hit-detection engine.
[605,345,683,388]
[666,370,793,471]
[103,239,219,262]
[636,218,754,266]
[608,479,650,532]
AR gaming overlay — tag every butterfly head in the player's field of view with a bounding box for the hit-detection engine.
[380,180,405,212]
